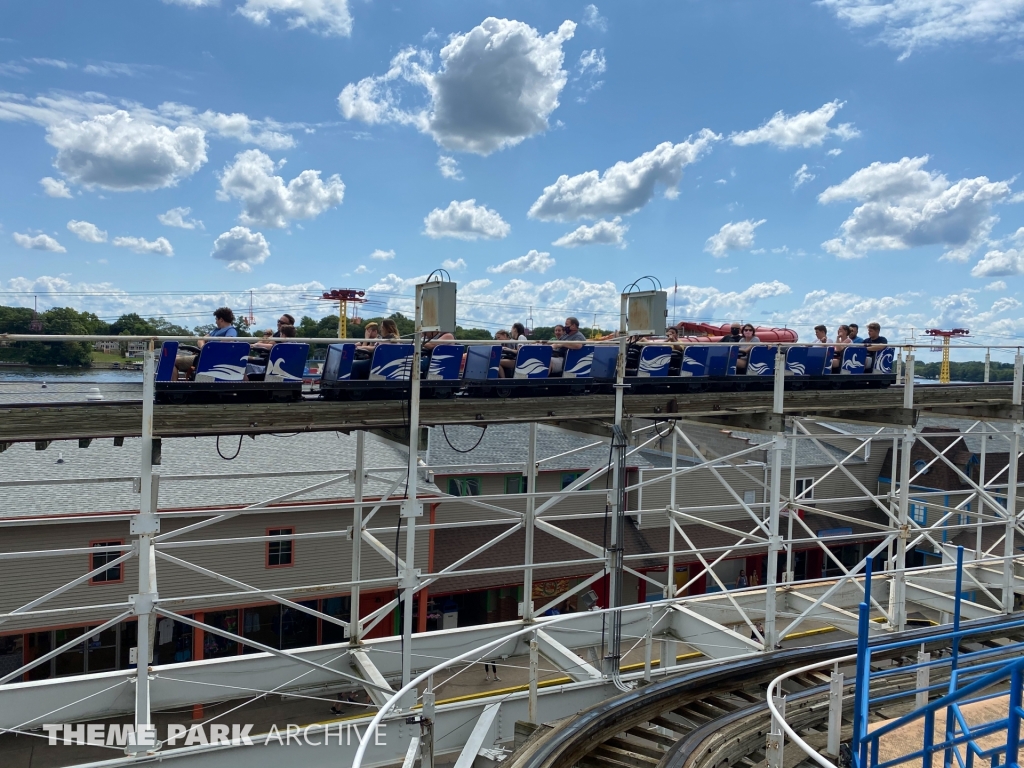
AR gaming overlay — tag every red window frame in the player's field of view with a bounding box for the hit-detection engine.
[89,539,125,585]
[266,527,295,569]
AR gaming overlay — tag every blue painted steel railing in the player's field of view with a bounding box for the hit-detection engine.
[853,547,1024,768]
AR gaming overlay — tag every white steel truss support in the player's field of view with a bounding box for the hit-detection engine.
[351,648,396,707]
[893,425,914,632]
[1004,420,1021,612]
[523,421,538,622]
[764,432,785,650]
[453,701,501,768]
[153,549,350,632]
[154,608,383,692]
[351,430,365,644]
[674,426,771,536]
[130,349,160,755]
[671,520,764,642]
[534,629,602,682]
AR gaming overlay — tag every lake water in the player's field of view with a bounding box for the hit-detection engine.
[0,367,142,383]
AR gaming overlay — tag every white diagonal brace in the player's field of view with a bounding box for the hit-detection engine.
[156,608,383,692]
[351,649,396,707]
[534,629,602,682]
[0,550,134,628]
[453,702,501,768]
[154,550,349,631]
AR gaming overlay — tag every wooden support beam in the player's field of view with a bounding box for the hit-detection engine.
[0,384,1013,444]
[802,408,917,428]
[678,412,785,434]
[34,440,50,451]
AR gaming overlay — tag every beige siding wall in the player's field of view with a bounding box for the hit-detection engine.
[433,471,611,526]
[0,501,422,634]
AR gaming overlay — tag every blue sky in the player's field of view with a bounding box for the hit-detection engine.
[1,0,1023,355]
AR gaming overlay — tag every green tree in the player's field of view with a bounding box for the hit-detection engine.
[24,307,98,366]
[454,326,493,340]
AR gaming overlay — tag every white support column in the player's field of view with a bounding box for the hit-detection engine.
[766,695,785,768]
[915,650,931,709]
[523,421,537,622]
[765,434,785,649]
[129,351,159,755]
[350,430,364,644]
[827,669,844,757]
[1010,354,1024,611]
[528,635,539,725]
[400,284,424,705]
[420,686,435,768]
[1003,425,1021,612]
[667,429,677,597]
[643,605,653,683]
[894,425,915,632]
[984,349,991,383]
[785,418,797,583]
[978,422,987,561]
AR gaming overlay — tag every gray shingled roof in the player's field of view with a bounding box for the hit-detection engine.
[424,423,652,471]
[729,429,866,467]
[0,431,413,519]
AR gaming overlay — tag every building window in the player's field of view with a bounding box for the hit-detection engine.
[909,502,927,525]
[90,541,124,584]
[267,528,294,568]
[447,477,482,497]
[505,475,525,494]
[561,472,589,490]
[794,478,815,500]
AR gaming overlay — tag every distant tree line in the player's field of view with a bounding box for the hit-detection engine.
[0,305,249,367]
[915,360,1016,382]
[0,302,614,368]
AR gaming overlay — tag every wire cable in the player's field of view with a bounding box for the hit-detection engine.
[216,434,244,460]
[441,424,487,454]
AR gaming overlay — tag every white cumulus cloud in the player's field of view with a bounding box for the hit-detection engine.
[1,274,324,330]
[731,100,859,149]
[236,0,353,36]
[113,235,174,256]
[437,155,463,180]
[819,0,1024,59]
[528,131,718,221]
[818,156,1012,261]
[211,226,270,272]
[157,103,296,150]
[218,149,344,228]
[582,4,608,31]
[46,110,207,191]
[578,48,606,75]
[704,219,767,257]
[423,199,510,240]
[441,258,467,271]
[158,206,203,230]
[793,164,815,188]
[986,280,1008,291]
[552,217,627,248]
[370,248,395,261]
[971,248,1024,277]
[13,232,66,253]
[67,219,107,243]
[40,176,72,198]
[354,264,371,274]
[339,17,576,154]
[487,249,555,274]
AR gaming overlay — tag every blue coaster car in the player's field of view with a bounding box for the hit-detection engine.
[320,343,464,399]
[154,341,308,403]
